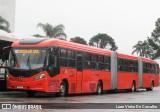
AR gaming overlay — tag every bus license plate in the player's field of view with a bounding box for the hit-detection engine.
[17,86,23,89]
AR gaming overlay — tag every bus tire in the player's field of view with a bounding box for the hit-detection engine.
[146,82,154,91]
[26,91,36,97]
[96,81,102,95]
[130,82,136,92]
[149,82,154,91]
[59,81,67,97]
[146,88,150,91]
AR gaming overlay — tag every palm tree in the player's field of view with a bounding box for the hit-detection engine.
[37,23,67,39]
[0,16,11,33]
[132,40,153,58]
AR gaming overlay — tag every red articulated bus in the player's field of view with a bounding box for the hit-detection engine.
[6,38,159,96]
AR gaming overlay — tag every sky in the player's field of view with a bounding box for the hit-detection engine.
[15,0,160,56]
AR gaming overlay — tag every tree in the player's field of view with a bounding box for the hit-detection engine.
[0,16,11,33]
[147,18,160,59]
[132,40,153,58]
[32,34,44,38]
[70,37,87,45]
[89,33,118,51]
[37,23,67,40]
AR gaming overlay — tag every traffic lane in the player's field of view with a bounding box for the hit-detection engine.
[0,87,160,103]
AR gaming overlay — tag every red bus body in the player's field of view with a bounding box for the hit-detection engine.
[7,38,159,95]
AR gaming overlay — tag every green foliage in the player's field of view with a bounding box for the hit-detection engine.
[132,18,160,59]
[70,37,87,45]
[32,34,44,38]
[132,40,153,58]
[147,18,160,59]
[0,16,11,33]
[89,33,118,51]
[37,23,67,40]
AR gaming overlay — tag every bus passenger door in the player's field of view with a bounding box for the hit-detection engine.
[76,55,83,92]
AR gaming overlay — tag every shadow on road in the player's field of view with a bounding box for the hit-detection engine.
[1,89,148,98]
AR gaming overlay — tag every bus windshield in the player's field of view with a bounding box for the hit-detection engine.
[8,49,47,69]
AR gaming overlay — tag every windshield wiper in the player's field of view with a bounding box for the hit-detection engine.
[27,55,31,69]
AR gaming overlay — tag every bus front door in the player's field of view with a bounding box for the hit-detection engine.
[76,55,83,92]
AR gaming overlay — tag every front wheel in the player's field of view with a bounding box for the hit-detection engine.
[96,81,102,95]
[59,81,67,97]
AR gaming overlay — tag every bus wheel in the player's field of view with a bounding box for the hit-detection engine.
[146,82,154,91]
[26,91,36,97]
[96,81,102,95]
[149,82,154,91]
[59,81,67,97]
[131,82,136,92]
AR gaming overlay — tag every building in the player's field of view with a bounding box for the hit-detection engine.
[0,0,16,32]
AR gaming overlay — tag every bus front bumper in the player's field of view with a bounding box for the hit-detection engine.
[7,79,60,93]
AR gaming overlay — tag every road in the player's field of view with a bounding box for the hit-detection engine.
[0,87,160,112]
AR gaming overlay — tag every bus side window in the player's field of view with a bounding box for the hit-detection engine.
[59,49,67,67]
[68,50,76,68]
[91,54,97,62]
[85,53,91,61]
[60,49,67,58]
[118,59,123,71]
[49,54,55,67]
[98,55,104,63]
[77,56,82,71]
[104,56,110,64]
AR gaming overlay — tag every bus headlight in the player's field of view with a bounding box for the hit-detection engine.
[34,74,45,80]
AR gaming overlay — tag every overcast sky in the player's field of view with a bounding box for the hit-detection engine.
[15,0,160,55]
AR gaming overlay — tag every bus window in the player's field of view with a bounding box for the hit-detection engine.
[91,54,97,62]
[98,55,104,63]
[68,50,72,59]
[90,62,97,69]
[60,58,67,67]
[60,49,67,58]
[49,54,55,67]
[85,53,91,61]
[77,56,83,71]
[68,50,76,59]
[104,56,110,64]
[98,63,105,70]
[105,64,110,71]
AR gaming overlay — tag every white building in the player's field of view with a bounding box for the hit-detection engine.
[0,0,16,32]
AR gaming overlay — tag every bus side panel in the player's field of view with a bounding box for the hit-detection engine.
[82,70,90,93]
[102,71,111,90]
[57,67,77,94]
[154,75,159,87]
[89,70,111,91]
[66,68,77,93]
[142,74,154,88]
[117,72,138,89]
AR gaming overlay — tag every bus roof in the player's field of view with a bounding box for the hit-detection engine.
[12,38,158,64]
[12,38,111,56]
[142,57,158,64]
[117,52,138,61]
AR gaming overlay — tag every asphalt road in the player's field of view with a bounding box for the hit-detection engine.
[0,87,160,112]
